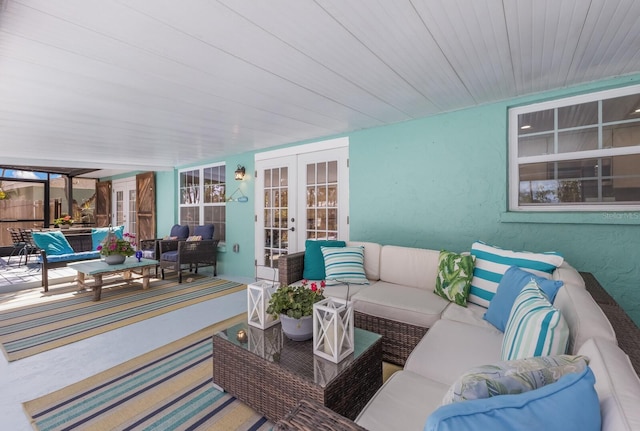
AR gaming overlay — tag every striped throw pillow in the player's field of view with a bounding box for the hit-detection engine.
[321,246,369,285]
[468,241,564,308]
[501,280,569,361]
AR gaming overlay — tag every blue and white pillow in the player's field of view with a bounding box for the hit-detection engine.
[484,266,564,332]
[501,280,569,361]
[468,241,563,308]
[321,246,369,285]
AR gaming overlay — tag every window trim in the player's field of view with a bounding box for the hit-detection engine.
[177,161,226,243]
[509,84,640,212]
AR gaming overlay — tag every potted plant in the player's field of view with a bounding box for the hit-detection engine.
[54,214,74,229]
[267,280,325,341]
[97,232,136,265]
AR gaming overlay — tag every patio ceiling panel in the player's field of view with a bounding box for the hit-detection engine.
[0,0,639,175]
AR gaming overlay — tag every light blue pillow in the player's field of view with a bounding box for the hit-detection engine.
[484,266,564,332]
[303,240,346,280]
[91,226,124,250]
[501,281,569,361]
[425,367,600,431]
[321,245,369,285]
[468,241,564,308]
[31,231,74,256]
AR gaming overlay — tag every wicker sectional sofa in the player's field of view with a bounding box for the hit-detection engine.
[277,241,640,430]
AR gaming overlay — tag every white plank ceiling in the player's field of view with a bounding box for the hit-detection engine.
[0,0,639,176]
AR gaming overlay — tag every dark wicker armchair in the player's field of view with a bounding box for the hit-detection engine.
[159,224,218,283]
[138,224,189,260]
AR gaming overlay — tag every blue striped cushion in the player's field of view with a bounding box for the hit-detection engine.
[468,241,563,308]
[501,280,569,360]
[321,246,369,285]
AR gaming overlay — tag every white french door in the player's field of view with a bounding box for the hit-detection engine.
[112,178,136,236]
[255,139,349,280]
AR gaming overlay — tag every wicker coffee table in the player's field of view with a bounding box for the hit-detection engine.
[212,321,382,422]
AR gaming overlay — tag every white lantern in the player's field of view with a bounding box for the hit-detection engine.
[312,297,354,363]
[247,280,280,329]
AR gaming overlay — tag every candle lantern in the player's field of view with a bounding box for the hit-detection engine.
[247,280,280,329]
[312,297,354,363]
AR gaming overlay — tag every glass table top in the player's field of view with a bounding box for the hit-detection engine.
[215,321,381,387]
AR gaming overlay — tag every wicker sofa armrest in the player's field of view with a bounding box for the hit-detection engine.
[274,398,366,431]
[278,251,305,286]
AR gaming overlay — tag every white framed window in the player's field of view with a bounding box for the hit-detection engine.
[178,163,226,242]
[509,84,640,211]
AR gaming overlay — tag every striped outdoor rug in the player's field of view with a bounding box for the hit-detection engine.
[23,313,273,431]
[0,277,246,361]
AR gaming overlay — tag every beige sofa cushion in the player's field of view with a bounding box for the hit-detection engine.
[347,241,382,281]
[578,337,640,431]
[352,281,448,328]
[440,301,497,331]
[355,370,448,431]
[554,282,617,353]
[404,319,503,386]
[379,245,440,290]
[322,283,368,300]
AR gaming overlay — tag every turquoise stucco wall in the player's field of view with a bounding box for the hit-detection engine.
[156,74,640,325]
[348,78,640,325]
[155,170,176,237]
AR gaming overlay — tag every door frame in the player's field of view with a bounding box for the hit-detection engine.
[112,178,136,235]
[254,137,349,280]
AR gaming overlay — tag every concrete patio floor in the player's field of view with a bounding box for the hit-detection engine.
[0,258,252,430]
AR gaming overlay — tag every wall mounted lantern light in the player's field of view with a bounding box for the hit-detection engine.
[234,165,246,181]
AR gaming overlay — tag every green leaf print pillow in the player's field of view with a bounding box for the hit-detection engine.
[434,250,475,307]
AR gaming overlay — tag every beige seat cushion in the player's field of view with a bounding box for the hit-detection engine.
[404,319,503,385]
[352,281,449,328]
[355,370,448,431]
[440,301,497,330]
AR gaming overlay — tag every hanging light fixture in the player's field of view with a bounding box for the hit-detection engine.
[234,165,246,180]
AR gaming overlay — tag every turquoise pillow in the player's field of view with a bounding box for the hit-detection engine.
[91,226,124,250]
[31,231,74,256]
[425,367,600,431]
[484,266,564,332]
[303,240,346,280]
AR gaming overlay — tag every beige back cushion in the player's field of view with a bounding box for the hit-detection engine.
[553,280,617,353]
[379,245,440,290]
[347,241,382,281]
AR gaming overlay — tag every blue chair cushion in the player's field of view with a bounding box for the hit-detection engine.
[31,231,74,256]
[169,224,190,240]
[161,251,179,262]
[39,251,101,263]
[424,367,600,431]
[193,224,214,240]
[91,226,124,251]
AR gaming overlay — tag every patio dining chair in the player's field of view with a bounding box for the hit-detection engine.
[20,229,41,265]
[7,228,27,266]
